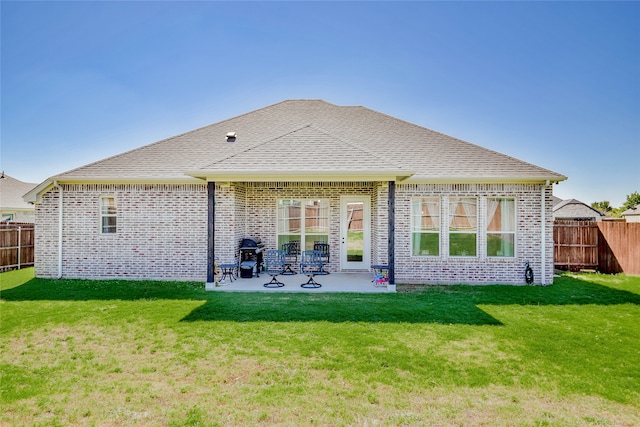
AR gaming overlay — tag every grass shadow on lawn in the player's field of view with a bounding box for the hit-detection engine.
[182,274,640,324]
[3,270,638,325]
[1,276,500,325]
[181,292,504,325]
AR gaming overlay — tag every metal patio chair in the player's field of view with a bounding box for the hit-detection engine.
[263,249,286,288]
[313,242,330,275]
[281,241,299,275]
[299,250,323,288]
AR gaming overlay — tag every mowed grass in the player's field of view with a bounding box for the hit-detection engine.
[1,268,639,426]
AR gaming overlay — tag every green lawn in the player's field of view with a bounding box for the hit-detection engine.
[1,268,639,426]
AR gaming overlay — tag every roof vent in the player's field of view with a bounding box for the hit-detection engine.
[226,132,236,142]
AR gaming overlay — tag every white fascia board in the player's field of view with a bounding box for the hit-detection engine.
[403,175,568,185]
[54,177,203,185]
[1,207,35,212]
[23,176,203,204]
[23,181,55,204]
[186,170,415,182]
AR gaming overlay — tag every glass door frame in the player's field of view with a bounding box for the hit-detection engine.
[340,195,371,270]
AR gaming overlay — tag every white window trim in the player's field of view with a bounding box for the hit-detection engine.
[100,195,117,235]
[486,197,517,258]
[411,196,441,257]
[277,198,329,250]
[448,196,478,257]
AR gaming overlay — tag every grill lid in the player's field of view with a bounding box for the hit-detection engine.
[240,236,263,248]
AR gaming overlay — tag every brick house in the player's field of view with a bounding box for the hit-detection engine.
[25,100,566,287]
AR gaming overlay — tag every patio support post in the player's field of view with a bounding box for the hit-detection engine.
[207,181,216,284]
[388,181,395,287]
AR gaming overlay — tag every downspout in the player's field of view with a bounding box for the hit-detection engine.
[53,181,63,279]
[17,226,22,269]
[540,180,550,285]
[388,181,396,292]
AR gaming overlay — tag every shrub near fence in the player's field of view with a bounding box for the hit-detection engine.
[0,223,35,271]
[554,220,640,275]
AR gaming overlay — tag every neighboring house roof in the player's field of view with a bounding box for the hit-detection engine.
[621,205,640,217]
[553,198,604,219]
[25,99,567,202]
[0,174,37,211]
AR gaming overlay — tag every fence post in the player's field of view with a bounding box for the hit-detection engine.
[17,226,21,269]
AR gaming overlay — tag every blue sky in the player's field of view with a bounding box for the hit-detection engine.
[2,1,639,207]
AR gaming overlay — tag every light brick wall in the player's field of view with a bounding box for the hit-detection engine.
[35,181,555,285]
[372,182,389,266]
[34,188,61,278]
[35,184,208,280]
[239,182,376,273]
[393,183,554,285]
[213,183,242,264]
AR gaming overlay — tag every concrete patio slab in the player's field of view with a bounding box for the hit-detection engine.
[206,272,393,293]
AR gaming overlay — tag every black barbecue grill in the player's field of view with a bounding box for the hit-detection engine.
[239,236,264,278]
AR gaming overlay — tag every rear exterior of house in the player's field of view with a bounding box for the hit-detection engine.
[26,100,566,286]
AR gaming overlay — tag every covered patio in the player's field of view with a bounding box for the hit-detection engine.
[206,272,393,293]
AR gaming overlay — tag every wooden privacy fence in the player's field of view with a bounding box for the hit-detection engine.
[597,221,640,275]
[554,221,599,271]
[554,220,640,275]
[0,223,35,272]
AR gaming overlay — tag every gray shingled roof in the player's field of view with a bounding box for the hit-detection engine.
[1,175,37,210]
[187,124,413,181]
[621,205,640,216]
[28,100,566,198]
[553,198,604,218]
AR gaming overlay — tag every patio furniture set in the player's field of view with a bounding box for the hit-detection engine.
[218,238,331,289]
